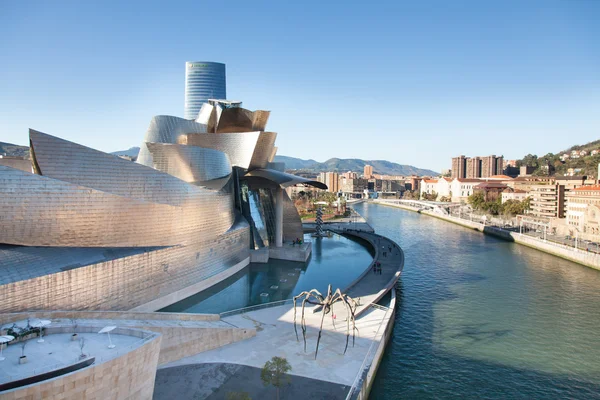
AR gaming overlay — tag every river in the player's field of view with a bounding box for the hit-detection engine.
[354,202,600,399]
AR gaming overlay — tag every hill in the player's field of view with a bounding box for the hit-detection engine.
[517,139,600,177]
[273,155,438,176]
[0,141,29,158]
[111,147,140,158]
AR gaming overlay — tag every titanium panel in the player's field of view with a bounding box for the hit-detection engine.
[145,143,231,184]
[214,108,271,133]
[30,129,199,206]
[137,115,207,167]
[178,131,277,170]
[0,166,235,247]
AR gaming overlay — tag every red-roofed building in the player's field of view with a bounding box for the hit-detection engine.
[420,178,439,199]
[474,181,508,202]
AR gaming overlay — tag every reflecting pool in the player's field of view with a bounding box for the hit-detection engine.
[160,233,373,314]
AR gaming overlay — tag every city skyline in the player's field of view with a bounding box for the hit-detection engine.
[1,0,599,171]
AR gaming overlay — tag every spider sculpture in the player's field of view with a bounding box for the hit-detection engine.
[292,284,359,359]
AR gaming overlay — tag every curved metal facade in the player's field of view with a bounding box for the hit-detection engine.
[178,131,277,170]
[184,61,226,120]
[137,115,207,167]
[145,143,231,184]
[0,99,326,312]
[0,165,235,247]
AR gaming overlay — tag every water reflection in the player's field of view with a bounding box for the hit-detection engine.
[160,233,373,314]
[357,203,600,399]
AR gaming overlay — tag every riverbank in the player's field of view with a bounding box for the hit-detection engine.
[373,200,600,272]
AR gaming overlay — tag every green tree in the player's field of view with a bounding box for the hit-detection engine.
[468,191,485,210]
[226,392,252,400]
[261,356,291,400]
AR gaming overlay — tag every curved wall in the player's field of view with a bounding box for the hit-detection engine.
[137,116,207,167]
[0,166,235,247]
[146,143,231,184]
[184,61,226,120]
[178,131,277,170]
[0,327,161,400]
[0,219,250,313]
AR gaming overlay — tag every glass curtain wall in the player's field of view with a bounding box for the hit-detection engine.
[240,182,276,249]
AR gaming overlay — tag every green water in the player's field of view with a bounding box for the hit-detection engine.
[160,233,373,314]
[356,203,600,399]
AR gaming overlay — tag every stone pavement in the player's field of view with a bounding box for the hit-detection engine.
[160,304,391,386]
[0,332,142,384]
[340,230,404,316]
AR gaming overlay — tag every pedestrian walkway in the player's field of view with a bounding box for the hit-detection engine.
[332,229,404,316]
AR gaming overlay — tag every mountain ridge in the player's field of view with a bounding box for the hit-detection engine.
[273,155,438,176]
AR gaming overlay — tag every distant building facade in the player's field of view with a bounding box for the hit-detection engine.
[452,155,504,179]
[474,181,508,202]
[184,61,226,120]
[501,188,528,204]
[340,177,367,198]
[566,185,600,241]
[529,184,565,218]
[364,165,373,178]
[451,178,482,203]
[318,171,339,193]
[420,179,438,199]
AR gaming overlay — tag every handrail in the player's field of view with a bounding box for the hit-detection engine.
[219,299,294,318]
[344,301,393,400]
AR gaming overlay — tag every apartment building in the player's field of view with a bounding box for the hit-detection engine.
[529,184,565,218]
[452,154,504,179]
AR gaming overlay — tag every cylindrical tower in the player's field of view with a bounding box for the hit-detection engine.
[184,61,226,120]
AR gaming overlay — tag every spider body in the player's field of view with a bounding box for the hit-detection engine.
[292,284,359,359]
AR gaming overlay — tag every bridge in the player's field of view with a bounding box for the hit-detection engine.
[373,199,462,216]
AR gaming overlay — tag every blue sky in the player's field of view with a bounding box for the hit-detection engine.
[0,0,598,172]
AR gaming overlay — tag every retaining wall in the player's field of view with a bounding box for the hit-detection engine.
[376,201,600,271]
[0,328,161,400]
[0,311,256,366]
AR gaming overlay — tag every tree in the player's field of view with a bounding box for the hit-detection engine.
[468,191,485,210]
[226,392,252,400]
[261,356,291,400]
[421,191,438,201]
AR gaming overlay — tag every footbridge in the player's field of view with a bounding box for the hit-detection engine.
[374,199,461,216]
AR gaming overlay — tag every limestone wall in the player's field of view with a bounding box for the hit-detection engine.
[0,224,250,313]
[0,328,161,400]
[0,311,256,367]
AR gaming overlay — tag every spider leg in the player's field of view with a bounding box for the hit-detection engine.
[331,301,336,329]
[301,297,309,352]
[314,301,328,360]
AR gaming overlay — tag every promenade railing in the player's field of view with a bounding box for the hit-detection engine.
[219,299,294,319]
[344,302,393,400]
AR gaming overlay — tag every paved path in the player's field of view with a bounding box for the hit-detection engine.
[339,230,404,316]
[160,304,390,386]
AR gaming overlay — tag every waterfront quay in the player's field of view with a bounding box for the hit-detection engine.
[154,222,404,400]
[374,199,600,271]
